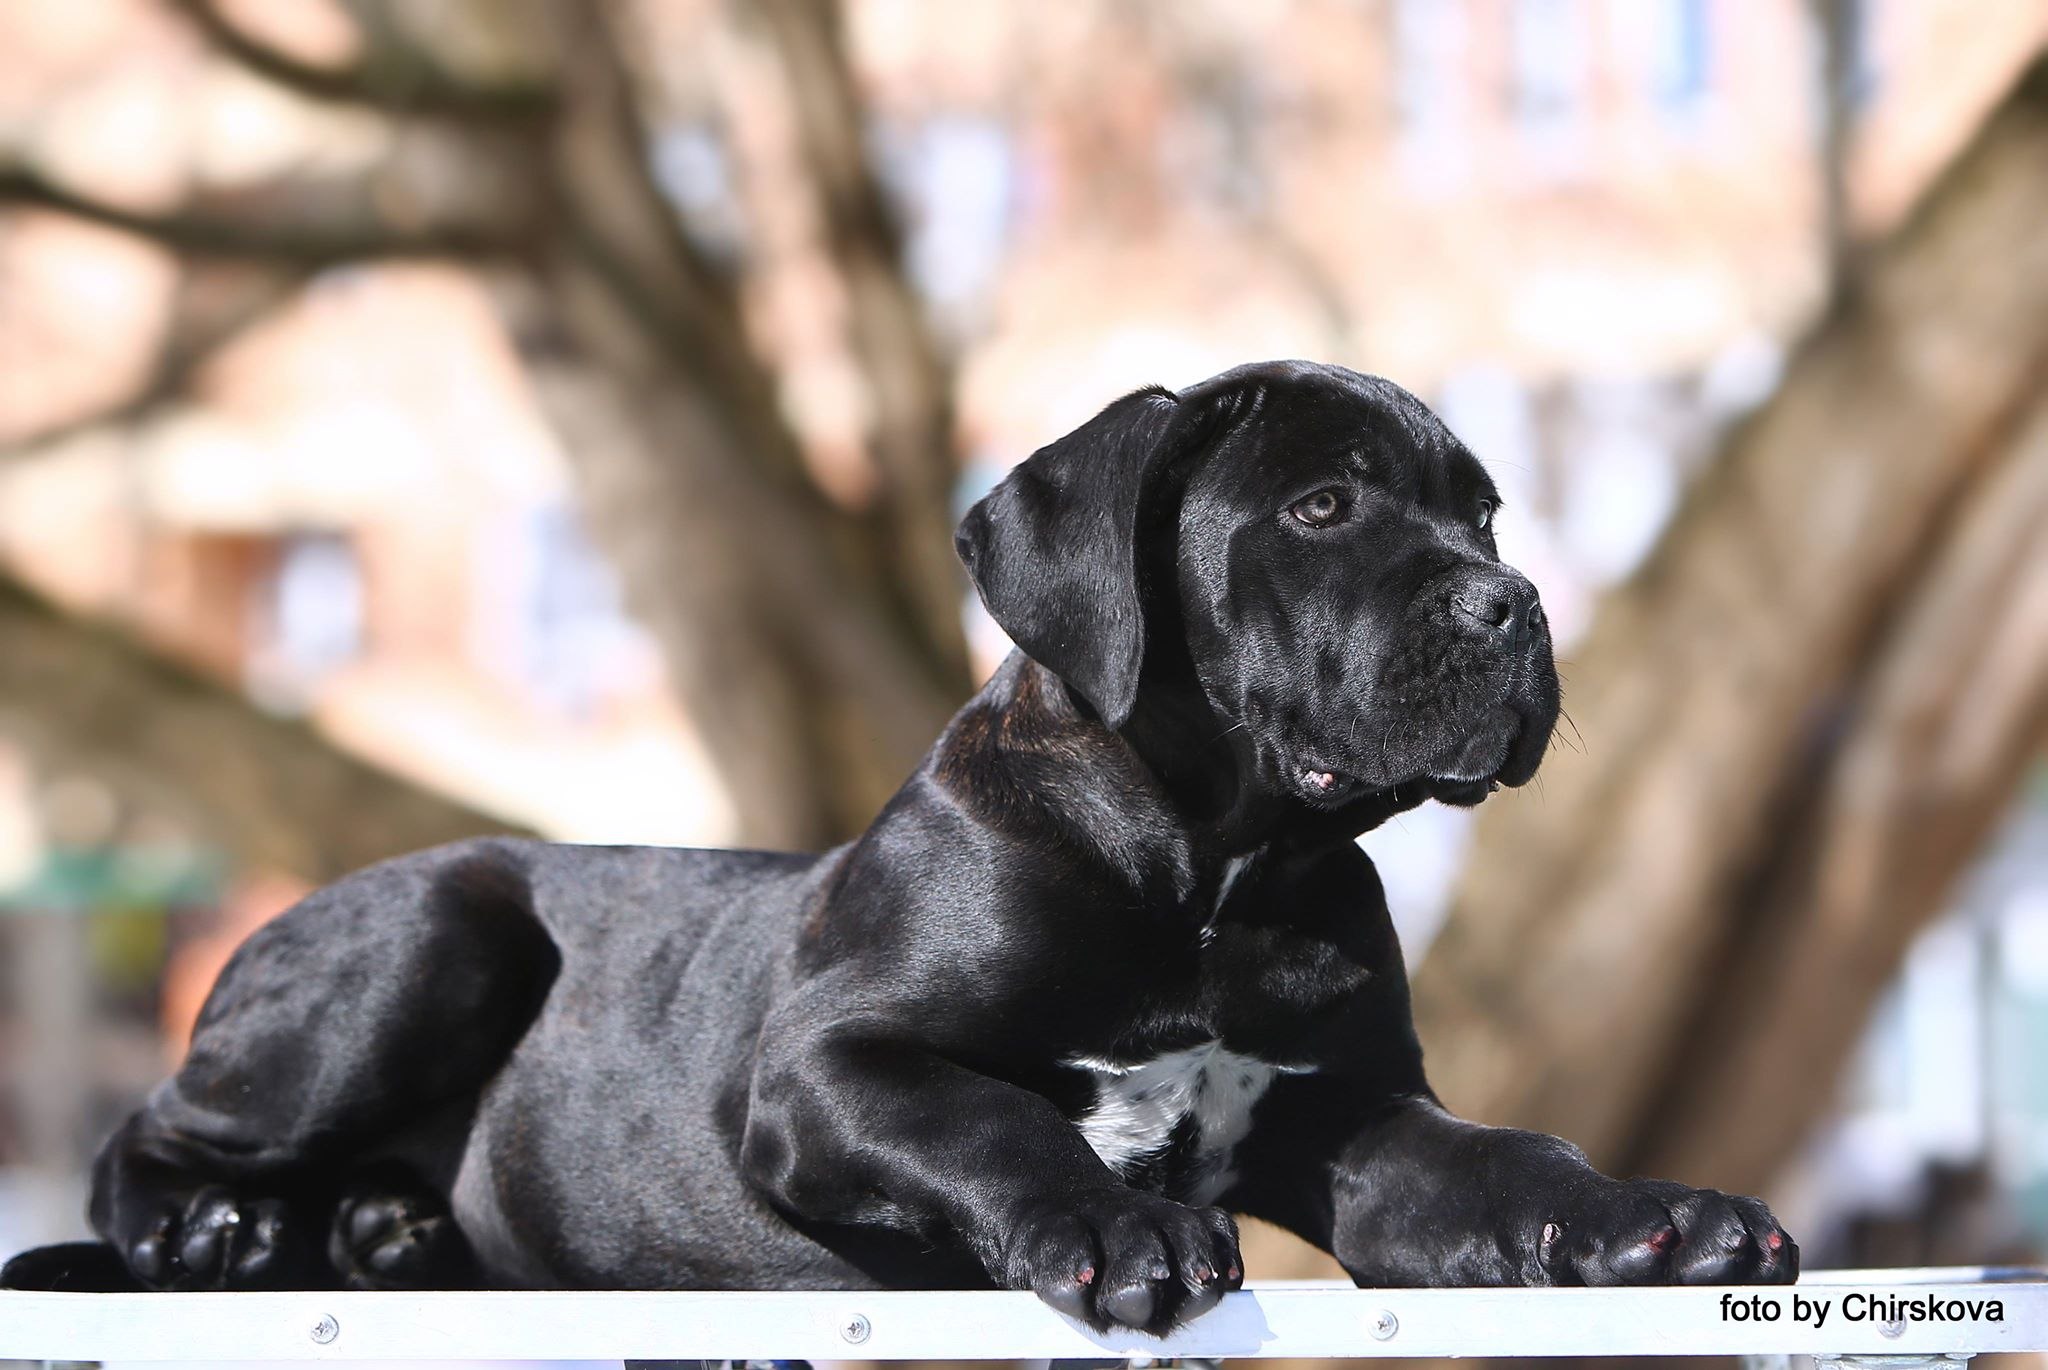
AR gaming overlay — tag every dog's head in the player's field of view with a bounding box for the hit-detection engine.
[956,359,1559,820]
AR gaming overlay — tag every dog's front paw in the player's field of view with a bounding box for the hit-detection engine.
[1005,1188,1242,1335]
[125,1186,301,1290]
[1536,1178,1796,1286]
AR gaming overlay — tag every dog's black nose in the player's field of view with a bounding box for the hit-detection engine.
[1452,572,1543,644]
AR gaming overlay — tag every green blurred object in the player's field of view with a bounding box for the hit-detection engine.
[0,844,220,914]
[0,844,223,996]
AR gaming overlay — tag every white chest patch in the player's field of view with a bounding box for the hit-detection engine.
[1066,1041,1302,1204]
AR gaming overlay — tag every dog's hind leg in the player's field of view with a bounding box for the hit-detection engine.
[88,841,559,1290]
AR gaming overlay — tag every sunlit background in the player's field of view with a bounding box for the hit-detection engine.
[2,0,2047,1365]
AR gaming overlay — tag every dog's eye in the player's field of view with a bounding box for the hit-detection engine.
[1291,490,1345,527]
[1476,499,1496,531]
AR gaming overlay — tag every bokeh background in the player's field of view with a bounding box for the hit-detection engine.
[2,0,2047,1365]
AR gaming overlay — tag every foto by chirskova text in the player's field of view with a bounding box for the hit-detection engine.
[1720,1291,2006,1328]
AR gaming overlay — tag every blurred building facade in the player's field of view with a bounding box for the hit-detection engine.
[0,0,2045,1280]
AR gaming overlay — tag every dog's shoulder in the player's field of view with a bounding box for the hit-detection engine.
[928,653,1193,897]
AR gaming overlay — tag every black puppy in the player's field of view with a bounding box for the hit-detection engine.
[3,360,1794,1329]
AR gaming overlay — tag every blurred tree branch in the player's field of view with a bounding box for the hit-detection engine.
[0,163,536,265]
[166,0,557,123]
[0,263,310,454]
[0,0,971,848]
[0,572,519,883]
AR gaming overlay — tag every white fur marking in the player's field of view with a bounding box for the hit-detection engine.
[1066,1041,1299,1203]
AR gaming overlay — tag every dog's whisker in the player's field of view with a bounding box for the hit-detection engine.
[1207,719,1249,747]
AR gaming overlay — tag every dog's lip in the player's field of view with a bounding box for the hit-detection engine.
[1294,759,1358,802]
[1426,705,1520,784]
[1429,776,1500,806]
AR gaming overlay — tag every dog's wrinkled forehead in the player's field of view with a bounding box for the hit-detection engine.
[1189,361,1493,508]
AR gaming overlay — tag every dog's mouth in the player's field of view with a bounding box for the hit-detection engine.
[1294,702,1539,810]
[1294,756,1502,810]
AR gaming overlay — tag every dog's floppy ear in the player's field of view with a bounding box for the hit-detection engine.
[955,384,1200,730]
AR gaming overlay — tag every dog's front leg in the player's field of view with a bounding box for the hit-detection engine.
[742,1027,1241,1333]
[1325,1095,1797,1287]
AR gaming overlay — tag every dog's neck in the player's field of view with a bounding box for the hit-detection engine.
[932,654,1429,919]
[962,655,1417,888]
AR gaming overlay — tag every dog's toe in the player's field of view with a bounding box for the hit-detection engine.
[1008,1189,1241,1334]
[117,1187,299,1291]
[1541,1179,1797,1287]
[329,1182,471,1290]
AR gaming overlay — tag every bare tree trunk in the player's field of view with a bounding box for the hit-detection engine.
[1408,53,2048,1182]
[1629,392,2048,1194]
[0,573,516,883]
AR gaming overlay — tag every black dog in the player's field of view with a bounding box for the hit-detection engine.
[3,360,1794,1329]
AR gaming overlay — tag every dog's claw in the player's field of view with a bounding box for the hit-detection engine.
[1040,1276,1093,1322]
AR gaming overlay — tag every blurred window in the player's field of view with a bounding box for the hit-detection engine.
[652,123,745,264]
[1803,789,2048,1254]
[1391,0,1472,192]
[1555,377,1680,583]
[1509,0,1589,180]
[1510,0,1585,124]
[1650,0,1713,113]
[873,114,1018,329]
[514,504,650,719]
[266,532,364,686]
